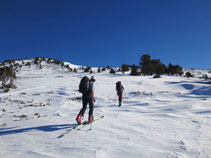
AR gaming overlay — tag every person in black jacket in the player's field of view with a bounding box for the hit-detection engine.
[76,76,96,124]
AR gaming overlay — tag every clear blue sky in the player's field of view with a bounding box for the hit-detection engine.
[0,0,211,69]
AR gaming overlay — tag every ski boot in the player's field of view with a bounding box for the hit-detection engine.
[88,115,94,123]
[119,102,122,107]
[76,114,82,125]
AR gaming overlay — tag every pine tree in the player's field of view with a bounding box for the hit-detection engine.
[0,66,16,89]
[130,64,140,76]
[98,67,101,73]
[122,64,130,73]
[140,54,152,75]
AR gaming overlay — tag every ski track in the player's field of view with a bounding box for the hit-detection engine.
[1,64,211,158]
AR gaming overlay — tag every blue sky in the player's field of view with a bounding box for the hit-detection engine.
[0,0,211,69]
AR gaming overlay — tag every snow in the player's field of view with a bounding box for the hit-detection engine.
[0,60,211,158]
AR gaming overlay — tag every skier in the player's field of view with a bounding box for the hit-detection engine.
[116,81,124,106]
[76,76,96,124]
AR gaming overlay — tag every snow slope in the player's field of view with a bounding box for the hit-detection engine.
[0,61,211,158]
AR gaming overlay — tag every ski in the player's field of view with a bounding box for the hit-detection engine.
[57,121,87,138]
[88,115,104,131]
[57,116,104,138]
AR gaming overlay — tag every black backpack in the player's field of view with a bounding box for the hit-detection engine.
[116,81,122,92]
[79,76,90,94]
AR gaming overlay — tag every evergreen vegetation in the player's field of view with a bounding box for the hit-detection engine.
[0,66,16,89]
[121,64,130,73]
[139,54,183,76]
[98,67,101,73]
[110,68,116,74]
[166,63,183,76]
[185,72,194,78]
[130,64,140,76]
[203,74,208,80]
[84,67,91,73]
[0,54,197,92]
[106,65,111,70]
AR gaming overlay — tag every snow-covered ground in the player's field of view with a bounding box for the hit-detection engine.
[0,61,211,158]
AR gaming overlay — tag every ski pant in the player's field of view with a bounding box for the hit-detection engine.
[79,96,94,117]
[117,93,123,103]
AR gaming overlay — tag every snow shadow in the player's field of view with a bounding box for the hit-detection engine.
[191,86,211,95]
[167,80,211,85]
[128,91,152,97]
[125,101,149,107]
[101,73,124,77]
[159,108,176,113]
[58,91,67,96]
[58,88,68,96]
[0,127,18,131]
[181,84,195,90]
[153,99,171,103]
[166,81,189,85]
[0,124,77,136]
[166,81,195,90]
[194,110,211,114]
[167,81,211,96]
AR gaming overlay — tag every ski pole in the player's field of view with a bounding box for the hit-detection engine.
[114,94,117,106]
[123,90,128,102]
[89,122,92,131]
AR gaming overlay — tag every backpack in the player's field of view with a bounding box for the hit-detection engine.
[79,76,90,94]
[116,81,123,92]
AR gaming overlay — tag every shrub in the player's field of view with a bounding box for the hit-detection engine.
[34,57,39,65]
[74,68,77,73]
[203,74,208,80]
[106,65,111,70]
[122,64,130,73]
[153,74,161,78]
[84,67,91,73]
[25,62,31,67]
[4,88,9,93]
[98,67,101,73]
[0,66,16,89]
[185,72,194,78]
[167,63,183,76]
[54,60,62,65]
[130,64,140,76]
[110,68,116,74]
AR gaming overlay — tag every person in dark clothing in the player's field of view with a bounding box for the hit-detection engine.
[76,76,96,124]
[116,81,124,106]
